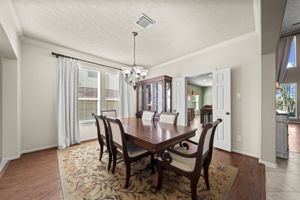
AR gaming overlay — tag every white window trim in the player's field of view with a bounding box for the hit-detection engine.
[78,66,101,122]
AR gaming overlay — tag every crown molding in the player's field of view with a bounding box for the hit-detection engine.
[6,0,23,36]
[150,31,258,70]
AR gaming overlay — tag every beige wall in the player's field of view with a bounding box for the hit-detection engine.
[1,58,21,158]
[21,38,123,152]
[148,33,261,157]
[260,0,286,167]
[0,0,21,59]
[260,53,276,165]
[0,0,23,164]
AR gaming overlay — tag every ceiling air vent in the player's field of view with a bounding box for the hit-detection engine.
[136,14,155,30]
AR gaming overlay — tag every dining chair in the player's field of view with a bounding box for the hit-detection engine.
[159,112,179,125]
[106,117,155,189]
[156,119,222,200]
[142,111,156,121]
[101,109,117,118]
[92,113,112,170]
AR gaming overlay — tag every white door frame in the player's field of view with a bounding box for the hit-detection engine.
[184,69,231,152]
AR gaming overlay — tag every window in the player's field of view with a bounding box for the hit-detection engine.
[287,37,296,68]
[78,67,100,122]
[276,83,297,118]
[105,73,120,113]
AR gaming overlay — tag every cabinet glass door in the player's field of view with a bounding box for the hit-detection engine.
[155,82,163,113]
[145,84,152,111]
[137,86,144,112]
[166,81,171,112]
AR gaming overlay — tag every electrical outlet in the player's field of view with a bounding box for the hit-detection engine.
[236,135,242,141]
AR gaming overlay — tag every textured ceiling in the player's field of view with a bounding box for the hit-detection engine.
[282,0,300,34]
[13,0,255,68]
[188,73,213,87]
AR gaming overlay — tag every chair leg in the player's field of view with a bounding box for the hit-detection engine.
[190,179,198,200]
[150,154,155,174]
[124,162,131,189]
[111,153,117,174]
[204,162,210,190]
[156,163,163,190]
[107,151,112,170]
[99,142,104,161]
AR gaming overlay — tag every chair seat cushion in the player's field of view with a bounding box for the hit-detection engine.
[127,142,148,158]
[158,147,196,172]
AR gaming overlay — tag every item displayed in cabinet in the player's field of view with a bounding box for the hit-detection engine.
[136,75,172,119]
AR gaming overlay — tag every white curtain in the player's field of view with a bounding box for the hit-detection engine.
[57,57,80,149]
[276,36,293,83]
[119,73,135,118]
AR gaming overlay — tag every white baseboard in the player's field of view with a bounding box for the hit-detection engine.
[1,155,21,172]
[259,159,277,168]
[0,160,9,173]
[232,149,259,158]
[2,154,21,161]
[0,139,97,170]
[21,138,97,155]
[80,136,97,142]
[21,144,58,154]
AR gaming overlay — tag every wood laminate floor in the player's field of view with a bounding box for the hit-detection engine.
[0,141,265,200]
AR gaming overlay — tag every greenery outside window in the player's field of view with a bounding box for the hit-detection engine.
[276,83,297,118]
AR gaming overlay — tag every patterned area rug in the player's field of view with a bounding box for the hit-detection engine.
[57,141,238,200]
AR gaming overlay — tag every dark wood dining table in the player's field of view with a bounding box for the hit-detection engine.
[120,118,197,153]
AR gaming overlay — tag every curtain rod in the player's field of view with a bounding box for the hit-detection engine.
[51,52,121,71]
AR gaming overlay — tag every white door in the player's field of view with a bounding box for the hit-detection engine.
[213,68,231,151]
[173,77,187,126]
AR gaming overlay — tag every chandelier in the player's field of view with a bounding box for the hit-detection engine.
[121,32,148,89]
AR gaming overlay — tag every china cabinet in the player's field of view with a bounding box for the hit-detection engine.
[136,75,172,118]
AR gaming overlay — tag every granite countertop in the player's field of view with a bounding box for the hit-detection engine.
[276,110,289,115]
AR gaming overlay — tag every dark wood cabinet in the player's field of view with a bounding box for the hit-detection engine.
[136,75,172,118]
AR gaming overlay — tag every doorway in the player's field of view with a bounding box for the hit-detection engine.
[186,73,213,143]
[173,68,231,151]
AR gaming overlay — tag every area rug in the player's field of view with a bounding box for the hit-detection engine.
[57,141,238,200]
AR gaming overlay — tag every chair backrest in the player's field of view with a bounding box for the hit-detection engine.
[159,112,179,125]
[92,114,109,145]
[106,117,128,153]
[101,109,117,118]
[195,119,222,167]
[142,111,156,121]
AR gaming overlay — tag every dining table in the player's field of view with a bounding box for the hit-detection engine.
[120,118,197,153]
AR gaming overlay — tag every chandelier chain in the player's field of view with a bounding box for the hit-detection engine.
[133,32,136,66]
